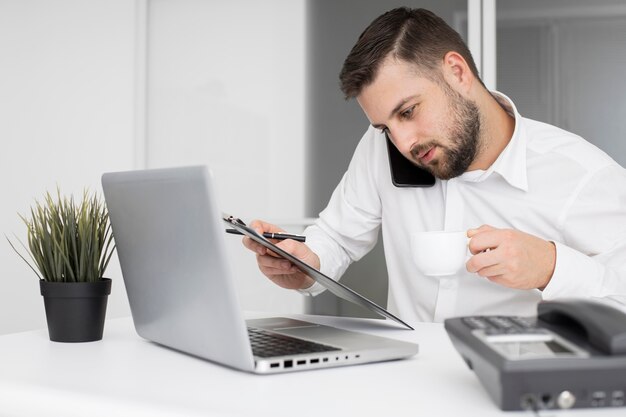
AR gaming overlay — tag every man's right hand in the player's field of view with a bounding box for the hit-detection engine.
[242,219,319,290]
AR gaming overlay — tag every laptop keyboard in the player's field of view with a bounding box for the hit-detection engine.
[247,327,340,358]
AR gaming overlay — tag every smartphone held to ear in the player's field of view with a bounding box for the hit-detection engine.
[386,136,435,187]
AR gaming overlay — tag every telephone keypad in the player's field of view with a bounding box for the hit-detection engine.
[462,316,544,335]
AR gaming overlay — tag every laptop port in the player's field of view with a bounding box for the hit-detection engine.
[612,391,624,406]
[296,359,306,365]
[540,393,553,408]
[591,391,606,407]
[270,362,280,368]
[310,358,319,364]
[283,360,293,368]
[520,394,536,410]
[322,358,328,362]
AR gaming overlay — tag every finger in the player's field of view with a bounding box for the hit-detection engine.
[257,254,295,273]
[258,261,300,278]
[468,229,507,255]
[257,242,306,268]
[466,224,495,238]
[249,219,285,234]
[474,264,507,279]
[482,274,506,285]
[276,239,318,267]
[259,264,299,277]
[275,238,306,258]
[242,236,267,255]
[243,235,287,258]
[466,249,500,273]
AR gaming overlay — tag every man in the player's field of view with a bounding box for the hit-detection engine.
[243,7,626,323]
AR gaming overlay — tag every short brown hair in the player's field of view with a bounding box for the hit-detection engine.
[339,7,482,99]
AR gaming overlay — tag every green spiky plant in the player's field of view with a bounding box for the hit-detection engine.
[7,189,116,283]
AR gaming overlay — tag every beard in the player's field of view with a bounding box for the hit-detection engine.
[411,87,481,180]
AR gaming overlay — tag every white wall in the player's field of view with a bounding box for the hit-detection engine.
[0,0,307,334]
[0,0,137,334]
[145,0,306,220]
[145,0,307,314]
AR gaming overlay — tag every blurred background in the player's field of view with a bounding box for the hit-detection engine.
[1,0,625,334]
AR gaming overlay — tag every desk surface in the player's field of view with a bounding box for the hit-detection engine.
[0,313,619,417]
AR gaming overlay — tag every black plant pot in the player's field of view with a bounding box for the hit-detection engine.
[39,278,112,342]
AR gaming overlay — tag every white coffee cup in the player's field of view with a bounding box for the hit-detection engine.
[411,230,468,276]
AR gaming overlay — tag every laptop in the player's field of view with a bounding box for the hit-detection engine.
[101,165,418,373]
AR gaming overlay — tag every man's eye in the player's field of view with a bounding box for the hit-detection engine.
[400,106,415,120]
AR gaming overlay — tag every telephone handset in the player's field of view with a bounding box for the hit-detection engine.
[444,298,626,410]
[538,299,626,355]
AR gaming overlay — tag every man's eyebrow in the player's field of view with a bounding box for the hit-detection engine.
[371,95,421,130]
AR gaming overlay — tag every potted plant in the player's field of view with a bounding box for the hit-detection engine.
[7,189,116,342]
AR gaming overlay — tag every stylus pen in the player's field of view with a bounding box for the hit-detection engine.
[225,228,306,242]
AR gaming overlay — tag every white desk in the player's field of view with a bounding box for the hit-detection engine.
[0,314,619,417]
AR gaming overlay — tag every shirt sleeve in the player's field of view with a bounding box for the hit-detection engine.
[542,164,626,307]
[296,126,384,296]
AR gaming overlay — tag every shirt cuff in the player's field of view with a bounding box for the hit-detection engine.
[296,280,326,297]
[542,241,603,299]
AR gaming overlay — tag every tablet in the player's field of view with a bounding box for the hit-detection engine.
[224,216,414,330]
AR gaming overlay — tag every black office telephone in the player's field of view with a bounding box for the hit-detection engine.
[444,299,626,411]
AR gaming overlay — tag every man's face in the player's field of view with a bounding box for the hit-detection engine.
[357,58,481,180]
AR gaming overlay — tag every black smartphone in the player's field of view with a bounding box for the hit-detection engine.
[386,136,435,187]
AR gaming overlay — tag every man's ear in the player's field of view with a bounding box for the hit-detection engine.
[441,51,473,95]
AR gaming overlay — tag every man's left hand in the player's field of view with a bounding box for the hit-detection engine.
[466,225,556,290]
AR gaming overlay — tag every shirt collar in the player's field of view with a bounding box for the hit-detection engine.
[457,91,528,192]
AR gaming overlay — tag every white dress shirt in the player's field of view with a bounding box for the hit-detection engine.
[301,92,626,324]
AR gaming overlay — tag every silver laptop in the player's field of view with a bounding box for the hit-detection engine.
[101,165,418,374]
